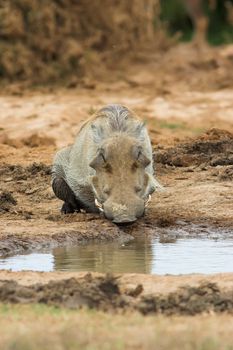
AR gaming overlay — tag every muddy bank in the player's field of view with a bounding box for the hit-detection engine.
[0,274,233,316]
[0,225,132,258]
[0,221,232,258]
[0,205,135,256]
[138,283,233,315]
[155,128,233,167]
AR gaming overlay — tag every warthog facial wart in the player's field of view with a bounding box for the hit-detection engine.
[52,104,161,224]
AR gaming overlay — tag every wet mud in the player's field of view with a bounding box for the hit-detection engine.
[0,191,17,212]
[0,274,232,316]
[155,128,233,167]
[0,227,132,258]
[137,282,233,315]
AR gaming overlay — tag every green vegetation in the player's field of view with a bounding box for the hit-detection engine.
[160,0,193,41]
[150,119,204,135]
[87,106,97,116]
[157,120,187,130]
[160,0,233,45]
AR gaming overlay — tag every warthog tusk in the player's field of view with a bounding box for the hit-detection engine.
[95,198,104,212]
[145,194,151,208]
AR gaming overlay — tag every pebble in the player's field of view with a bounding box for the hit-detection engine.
[4,177,13,182]
[25,187,39,195]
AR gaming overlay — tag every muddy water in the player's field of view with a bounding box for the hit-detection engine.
[1,235,233,274]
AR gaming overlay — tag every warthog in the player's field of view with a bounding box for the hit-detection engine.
[52,104,160,224]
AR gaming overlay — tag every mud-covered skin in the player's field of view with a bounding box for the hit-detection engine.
[52,104,158,223]
[52,177,81,213]
[61,203,76,214]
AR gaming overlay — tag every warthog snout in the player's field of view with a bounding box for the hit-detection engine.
[98,198,145,224]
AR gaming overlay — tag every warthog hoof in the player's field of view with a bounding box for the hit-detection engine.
[61,202,79,214]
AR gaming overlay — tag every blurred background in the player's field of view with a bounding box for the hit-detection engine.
[161,0,233,44]
[0,0,232,85]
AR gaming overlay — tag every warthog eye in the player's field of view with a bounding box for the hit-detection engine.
[103,186,111,196]
[103,163,112,173]
[135,186,142,194]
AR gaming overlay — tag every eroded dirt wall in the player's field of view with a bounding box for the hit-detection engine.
[0,0,159,82]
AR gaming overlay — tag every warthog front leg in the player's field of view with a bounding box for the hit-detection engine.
[52,177,81,214]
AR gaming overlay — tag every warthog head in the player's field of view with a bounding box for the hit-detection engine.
[89,134,155,224]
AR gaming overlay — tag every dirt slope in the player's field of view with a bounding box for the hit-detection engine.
[0,0,159,83]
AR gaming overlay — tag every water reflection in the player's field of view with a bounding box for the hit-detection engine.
[1,236,233,274]
[53,237,233,275]
[0,253,53,272]
[53,236,156,274]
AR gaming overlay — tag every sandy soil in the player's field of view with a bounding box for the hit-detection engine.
[0,44,233,314]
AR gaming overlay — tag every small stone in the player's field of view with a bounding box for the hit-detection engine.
[4,177,13,182]
[183,167,194,173]
[25,187,39,195]
[126,284,143,297]
[24,213,32,220]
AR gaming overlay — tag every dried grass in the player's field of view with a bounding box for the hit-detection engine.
[0,304,233,350]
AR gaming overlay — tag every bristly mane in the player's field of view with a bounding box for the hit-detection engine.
[79,104,146,143]
[99,104,131,132]
[98,104,145,139]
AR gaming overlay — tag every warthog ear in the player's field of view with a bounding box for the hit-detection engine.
[133,145,151,168]
[135,122,146,141]
[89,149,106,169]
[91,124,105,143]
